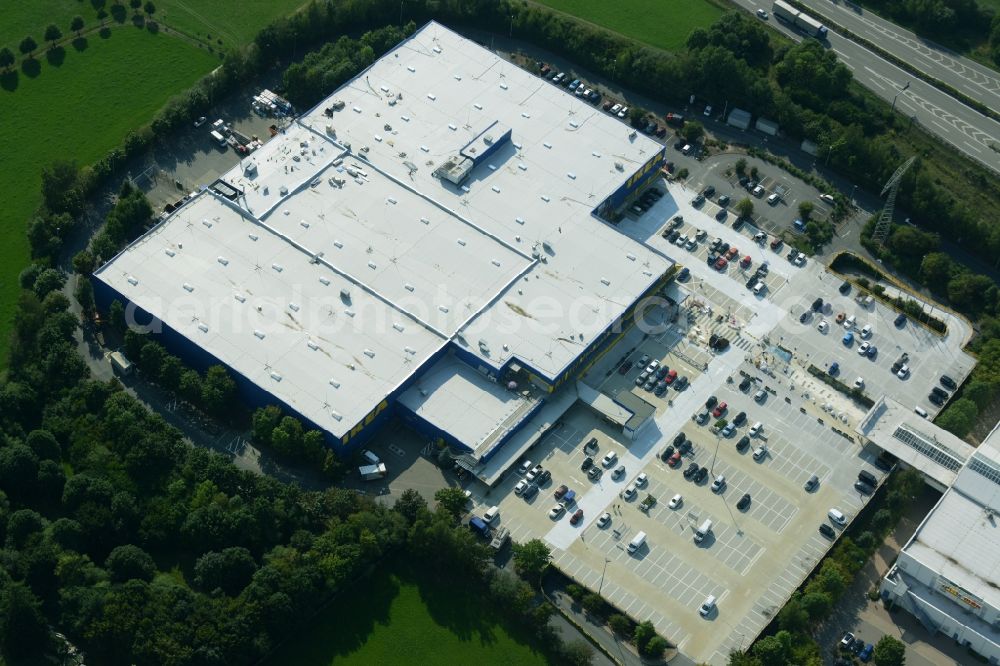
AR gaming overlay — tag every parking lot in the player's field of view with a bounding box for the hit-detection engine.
[462,174,977,664]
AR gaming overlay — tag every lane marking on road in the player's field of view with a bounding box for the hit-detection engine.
[963,140,984,154]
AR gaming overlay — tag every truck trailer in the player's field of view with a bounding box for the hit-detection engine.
[358,463,387,481]
[772,1,828,39]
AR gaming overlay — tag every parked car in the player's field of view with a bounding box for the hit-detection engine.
[660,445,675,461]
[588,466,603,480]
[549,503,566,519]
[737,493,751,510]
[554,484,568,499]
[581,457,593,471]
[570,508,584,525]
[612,464,626,480]
[597,512,611,528]
[712,401,728,417]
[940,375,957,390]
[733,411,747,426]
[669,493,683,509]
[736,435,751,452]
[895,313,907,327]
[602,451,618,468]
[515,479,528,495]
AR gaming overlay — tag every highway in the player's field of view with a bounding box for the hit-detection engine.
[798,0,1000,114]
[731,0,1000,174]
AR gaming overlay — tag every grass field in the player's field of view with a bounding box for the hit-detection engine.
[1,1,310,52]
[0,28,218,364]
[265,562,550,666]
[536,0,724,52]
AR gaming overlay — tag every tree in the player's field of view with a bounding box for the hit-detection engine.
[581,593,605,617]
[776,593,809,633]
[800,591,832,622]
[734,158,747,175]
[33,268,66,298]
[0,583,50,659]
[19,36,38,58]
[251,405,282,445]
[736,197,755,220]
[105,544,155,582]
[644,636,668,659]
[130,0,142,12]
[0,47,14,71]
[873,635,906,666]
[752,630,792,666]
[628,106,647,128]
[936,398,978,437]
[512,538,551,581]
[72,249,96,276]
[194,547,257,595]
[633,620,656,653]
[40,160,83,216]
[71,15,85,35]
[144,1,156,15]
[393,489,427,525]
[433,487,468,519]
[919,252,953,288]
[888,226,938,261]
[797,200,814,221]
[560,639,594,666]
[201,365,236,415]
[109,299,127,333]
[681,120,704,143]
[608,613,632,637]
[948,273,996,315]
[44,24,62,47]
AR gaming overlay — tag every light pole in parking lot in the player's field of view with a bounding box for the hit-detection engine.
[599,557,611,594]
[891,81,910,113]
[711,433,722,474]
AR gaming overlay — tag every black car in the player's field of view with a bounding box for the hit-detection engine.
[683,463,699,479]
[895,313,907,327]
[588,466,603,481]
[673,139,685,150]
[713,338,730,351]
[799,311,810,323]
[940,375,957,390]
[733,411,747,426]
[706,395,718,409]
[928,392,944,406]
[718,194,730,207]
[581,456,593,472]
[702,185,716,198]
[660,445,675,461]
[839,281,851,295]
[673,432,687,447]
[854,480,874,495]
[667,230,680,242]
[746,277,758,290]
[819,523,836,539]
[736,435,751,452]
[736,493,751,510]
[739,378,752,392]
[812,297,824,312]
[678,439,693,455]
[537,469,551,485]
[715,209,728,222]
[719,242,731,255]
[931,386,949,399]
[674,376,689,390]
[656,365,671,380]
[694,467,708,483]
[709,333,719,347]
[692,194,705,206]
[738,176,750,187]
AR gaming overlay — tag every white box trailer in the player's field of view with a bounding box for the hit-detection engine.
[109,351,133,376]
[694,519,713,543]
[359,463,387,481]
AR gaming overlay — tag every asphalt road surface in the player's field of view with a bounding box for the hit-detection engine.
[798,0,1000,114]
[730,0,1000,175]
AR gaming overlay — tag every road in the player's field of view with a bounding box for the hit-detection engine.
[729,0,1000,174]
[798,0,1000,113]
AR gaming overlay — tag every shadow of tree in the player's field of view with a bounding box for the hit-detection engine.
[0,70,17,92]
[110,4,126,23]
[46,46,66,67]
[72,37,89,52]
[132,15,146,29]
[147,21,160,35]
[99,27,112,39]
[91,0,107,9]
[21,58,41,78]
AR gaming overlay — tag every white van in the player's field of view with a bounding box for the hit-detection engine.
[753,282,765,296]
[699,595,717,617]
[914,406,928,418]
[694,519,713,543]
[627,531,647,554]
[748,421,763,437]
[828,508,847,526]
[210,130,226,146]
[362,450,380,466]
[484,506,500,524]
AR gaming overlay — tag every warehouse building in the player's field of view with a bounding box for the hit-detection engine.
[93,21,673,466]
[872,411,1000,663]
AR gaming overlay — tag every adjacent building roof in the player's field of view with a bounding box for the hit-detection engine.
[856,396,974,487]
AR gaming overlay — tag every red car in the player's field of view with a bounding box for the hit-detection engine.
[715,257,728,270]
[668,451,683,467]
[726,246,739,260]
[770,238,783,250]
[618,360,633,375]
[712,401,728,417]
[664,368,678,385]
[570,509,584,525]
[740,255,752,268]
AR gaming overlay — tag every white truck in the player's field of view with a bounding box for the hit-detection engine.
[772,0,828,39]
[359,462,387,481]
[627,531,647,554]
[694,519,713,543]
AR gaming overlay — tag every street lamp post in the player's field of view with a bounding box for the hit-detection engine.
[711,433,721,474]
[598,557,610,594]
[509,15,514,39]
[850,184,857,206]
[890,81,910,113]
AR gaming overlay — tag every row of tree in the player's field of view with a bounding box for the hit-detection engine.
[863,0,1000,64]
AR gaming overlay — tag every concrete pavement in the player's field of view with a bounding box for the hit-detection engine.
[797,0,1000,114]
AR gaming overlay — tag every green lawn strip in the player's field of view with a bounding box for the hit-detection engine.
[535,0,723,52]
[265,560,549,666]
[0,27,217,366]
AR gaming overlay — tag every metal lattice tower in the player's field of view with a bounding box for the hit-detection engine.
[871,156,916,246]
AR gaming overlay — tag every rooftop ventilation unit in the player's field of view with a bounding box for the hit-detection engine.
[432,120,512,185]
[340,288,351,303]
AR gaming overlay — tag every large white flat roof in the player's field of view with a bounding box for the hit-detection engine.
[95,193,447,437]
[99,21,672,440]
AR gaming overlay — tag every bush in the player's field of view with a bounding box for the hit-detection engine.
[608,613,632,637]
